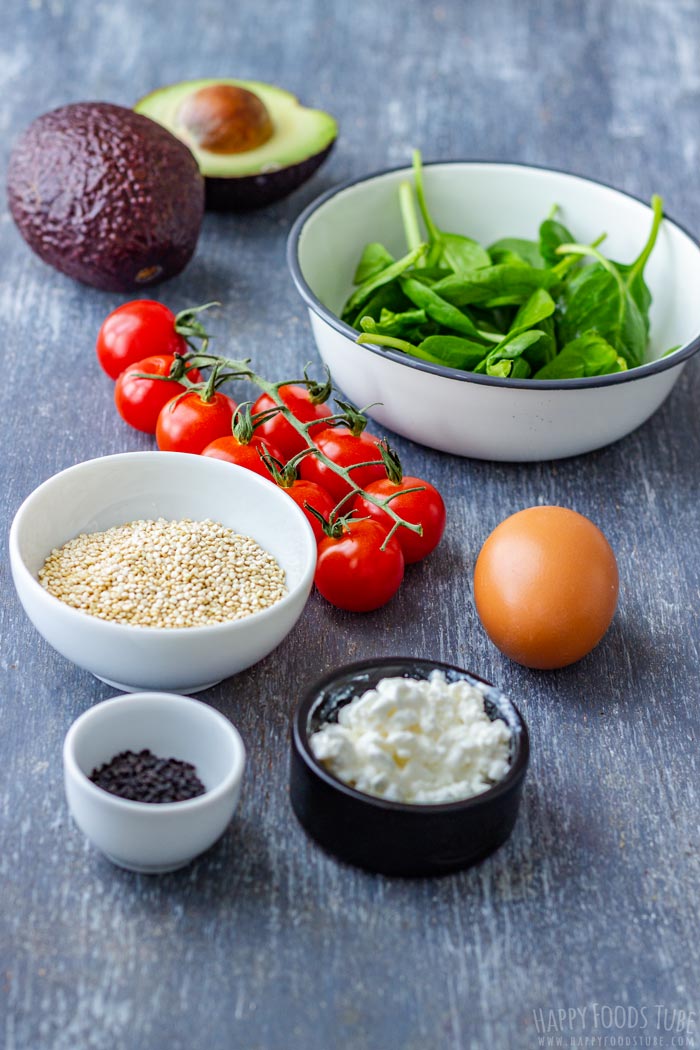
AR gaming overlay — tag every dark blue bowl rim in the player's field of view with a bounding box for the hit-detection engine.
[287,159,700,391]
[293,656,529,814]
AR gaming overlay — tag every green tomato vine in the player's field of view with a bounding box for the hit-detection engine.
[153,313,425,549]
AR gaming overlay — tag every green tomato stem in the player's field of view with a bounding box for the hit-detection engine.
[175,351,423,540]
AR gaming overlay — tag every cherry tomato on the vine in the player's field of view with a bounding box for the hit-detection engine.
[201,435,283,479]
[353,476,446,564]
[279,479,336,543]
[96,301,187,379]
[156,391,237,454]
[114,355,202,434]
[315,519,404,612]
[299,427,386,503]
[251,385,333,462]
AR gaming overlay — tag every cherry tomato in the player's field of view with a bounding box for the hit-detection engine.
[156,391,237,454]
[280,479,336,543]
[96,301,187,379]
[315,519,404,612]
[114,355,202,434]
[201,435,283,479]
[299,427,386,503]
[353,476,446,564]
[251,385,332,461]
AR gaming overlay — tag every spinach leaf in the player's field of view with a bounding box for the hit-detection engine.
[615,262,652,334]
[539,215,576,266]
[498,357,532,379]
[378,307,426,327]
[495,329,547,359]
[359,308,428,339]
[504,289,557,367]
[534,332,627,379]
[350,281,413,328]
[341,244,427,322]
[419,335,489,369]
[399,276,493,341]
[511,288,556,332]
[554,198,663,367]
[471,305,515,335]
[556,259,646,367]
[356,332,486,371]
[524,315,557,368]
[436,233,492,278]
[488,237,545,268]
[432,264,558,308]
[353,243,395,284]
[356,333,442,364]
[474,330,546,378]
[488,249,531,268]
[412,150,491,275]
[608,197,663,336]
[407,266,453,284]
[622,194,663,295]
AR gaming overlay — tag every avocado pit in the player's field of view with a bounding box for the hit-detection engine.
[135,78,338,210]
[178,84,274,155]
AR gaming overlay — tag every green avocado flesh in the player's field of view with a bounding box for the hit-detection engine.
[135,79,337,209]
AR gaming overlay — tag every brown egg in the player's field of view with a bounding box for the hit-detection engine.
[473,506,619,669]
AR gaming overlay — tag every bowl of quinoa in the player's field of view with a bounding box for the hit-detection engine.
[10,452,317,693]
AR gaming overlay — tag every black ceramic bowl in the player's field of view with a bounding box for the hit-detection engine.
[290,657,529,876]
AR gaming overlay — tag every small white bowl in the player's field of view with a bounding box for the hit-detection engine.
[9,451,316,693]
[288,161,700,461]
[63,692,245,873]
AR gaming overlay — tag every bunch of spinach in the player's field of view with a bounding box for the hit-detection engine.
[341,151,665,380]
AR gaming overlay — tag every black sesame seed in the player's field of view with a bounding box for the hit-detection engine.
[89,749,206,803]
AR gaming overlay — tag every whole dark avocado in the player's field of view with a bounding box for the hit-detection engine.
[135,79,337,211]
[7,102,204,292]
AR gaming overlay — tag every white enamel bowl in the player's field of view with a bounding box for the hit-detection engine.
[10,452,316,693]
[64,692,246,873]
[288,162,700,461]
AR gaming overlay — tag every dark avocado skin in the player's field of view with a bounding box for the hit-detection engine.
[7,102,204,292]
[205,140,335,211]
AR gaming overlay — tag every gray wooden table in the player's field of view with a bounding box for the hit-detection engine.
[2,2,699,1048]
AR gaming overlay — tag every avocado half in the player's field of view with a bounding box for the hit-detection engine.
[135,79,337,211]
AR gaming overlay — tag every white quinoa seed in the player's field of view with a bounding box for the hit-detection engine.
[38,518,287,628]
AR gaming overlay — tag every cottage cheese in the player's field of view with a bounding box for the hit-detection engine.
[309,672,511,804]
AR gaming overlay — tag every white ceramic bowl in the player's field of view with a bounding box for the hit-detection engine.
[10,452,316,693]
[288,162,700,461]
[64,692,245,873]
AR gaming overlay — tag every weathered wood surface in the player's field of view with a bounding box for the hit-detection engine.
[2,2,699,1048]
